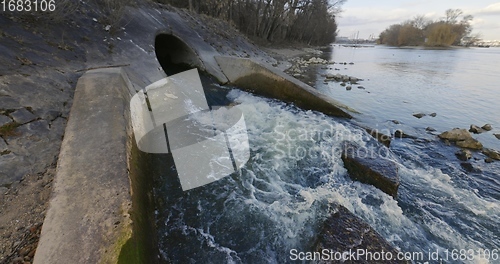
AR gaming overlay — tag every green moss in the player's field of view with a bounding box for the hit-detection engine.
[0,122,20,137]
[104,219,133,264]
[117,138,158,264]
[117,234,145,264]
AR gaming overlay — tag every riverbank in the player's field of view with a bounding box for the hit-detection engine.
[0,11,90,263]
[0,2,400,263]
[300,44,500,258]
[391,45,469,50]
[0,3,311,262]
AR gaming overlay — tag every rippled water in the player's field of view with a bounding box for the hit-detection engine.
[157,47,500,263]
[318,45,500,150]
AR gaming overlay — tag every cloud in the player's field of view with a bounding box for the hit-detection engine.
[476,2,500,15]
[463,2,500,39]
[336,7,421,38]
[337,2,500,40]
[472,19,500,39]
[464,2,500,16]
[470,17,486,26]
[337,7,440,38]
[398,0,434,9]
[338,8,414,27]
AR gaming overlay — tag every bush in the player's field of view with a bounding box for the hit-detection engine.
[378,9,474,47]
[426,23,457,47]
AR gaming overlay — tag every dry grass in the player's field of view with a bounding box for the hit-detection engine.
[14,0,134,27]
[47,0,80,22]
[95,0,135,29]
[13,0,79,23]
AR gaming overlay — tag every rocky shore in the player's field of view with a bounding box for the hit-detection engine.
[0,4,310,263]
[283,48,500,161]
[1,2,404,263]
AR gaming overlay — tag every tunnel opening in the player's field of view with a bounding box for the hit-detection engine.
[155,34,204,75]
[154,33,231,106]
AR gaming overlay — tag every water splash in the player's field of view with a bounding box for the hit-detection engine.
[157,90,499,263]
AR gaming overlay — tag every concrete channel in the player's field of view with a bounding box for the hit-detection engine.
[33,68,157,263]
[33,27,401,262]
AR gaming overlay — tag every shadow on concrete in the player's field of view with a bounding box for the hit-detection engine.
[155,34,202,75]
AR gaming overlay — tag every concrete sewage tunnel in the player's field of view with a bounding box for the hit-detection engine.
[33,29,356,264]
[155,33,205,75]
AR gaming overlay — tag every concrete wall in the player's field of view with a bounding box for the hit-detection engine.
[153,32,354,119]
[215,56,354,118]
[29,3,386,262]
[34,68,157,264]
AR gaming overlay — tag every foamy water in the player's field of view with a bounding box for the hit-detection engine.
[157,88,499,263]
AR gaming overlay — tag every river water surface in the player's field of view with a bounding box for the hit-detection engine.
[156,46,500,263]
[319,45,500,151]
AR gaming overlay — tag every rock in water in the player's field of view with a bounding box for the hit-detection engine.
[429,112,437,117]
[482,148,500,161]
[314,205,409,264]
[438,128,472,141]
[365,128,391,148]
[341,141,399,198]
[494,134,500,140]
[426,127,436,132]
[438,128,482,149]
[469,124,483,134]
[455,149,472,161]
[394,129,417,139]
[456,138,483,150]
[413,113,426,118]
[482,124,493,131]
[461,162,480,173]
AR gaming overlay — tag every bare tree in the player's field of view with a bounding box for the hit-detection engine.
[412,15,430,30]
[444,9,463,24]
[161,0,344,45]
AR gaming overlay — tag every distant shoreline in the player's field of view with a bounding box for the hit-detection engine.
[393,45,468,50]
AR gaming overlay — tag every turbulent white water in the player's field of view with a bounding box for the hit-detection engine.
[157,88,499,263]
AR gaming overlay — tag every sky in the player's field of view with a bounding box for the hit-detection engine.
[336,0,500,40]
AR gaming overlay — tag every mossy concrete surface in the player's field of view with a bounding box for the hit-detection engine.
[33,68,155,264]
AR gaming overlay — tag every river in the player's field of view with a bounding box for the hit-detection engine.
[156,46,500,263]
[318,45,500,151]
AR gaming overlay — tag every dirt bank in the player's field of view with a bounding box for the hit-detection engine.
[1,2,394,263]
[0,2,286,262]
